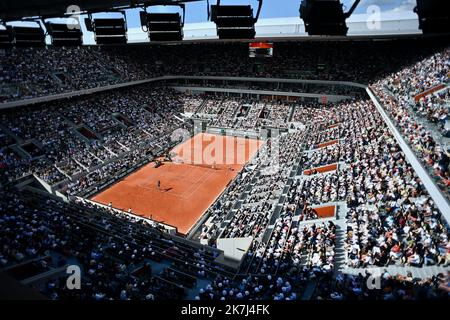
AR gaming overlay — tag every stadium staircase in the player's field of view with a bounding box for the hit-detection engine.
[53,164,72,180]
[332,204,349,275]
[194,99,207,115]
[287,105,296,123]
[72,157,89,171]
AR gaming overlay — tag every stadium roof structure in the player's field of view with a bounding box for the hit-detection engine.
[0,0,203,21]
[1,1,438,44]
[117,11,422,44]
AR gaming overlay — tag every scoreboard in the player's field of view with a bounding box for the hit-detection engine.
[249,42,273,58]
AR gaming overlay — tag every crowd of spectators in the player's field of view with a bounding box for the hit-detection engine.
[194,95,450,277]
[255,102,293,129]
[0,86,191,197]
[182,96,204,114]
[372,47,449,196]
[1,38,449,301]
[346,204,449,268]
[195,96,449,301]
[0,189,228,300]
[197,98,295,131]
[230,98,448,285]
[2,39,448,102]
[196,268,449,300]
[208,99,240,128]
[0,46,148,102]
[313,270,449,300]
[414,89,449,134]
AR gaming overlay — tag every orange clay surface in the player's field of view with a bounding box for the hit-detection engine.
[92,133,264,234]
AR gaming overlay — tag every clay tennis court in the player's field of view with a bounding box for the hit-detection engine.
[92,133,264,234]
